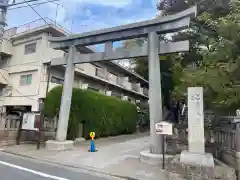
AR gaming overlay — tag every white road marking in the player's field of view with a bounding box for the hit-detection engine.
[0,160,69,180]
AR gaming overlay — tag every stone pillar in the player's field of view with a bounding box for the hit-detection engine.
[148,31,163,154]
[180,87,214,167]
[46,46,76,150]
[56,46,76,141]
[235,119,240,179]
[188,87,204,153]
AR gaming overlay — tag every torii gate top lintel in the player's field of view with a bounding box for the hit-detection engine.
[48,6,197,50]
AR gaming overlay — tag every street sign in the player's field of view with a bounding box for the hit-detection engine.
[89,132,95,139]
[155,121,173,170]
[155,121,173,135]
[89,132,97,152]
[21,112,40,131]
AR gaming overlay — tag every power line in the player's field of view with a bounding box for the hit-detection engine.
[9,0,60,10]
[45,0,63,6]
[8,0,46,7]
[22,0,48,24]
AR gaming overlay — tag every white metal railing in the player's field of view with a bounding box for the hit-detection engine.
[4,17,71,38]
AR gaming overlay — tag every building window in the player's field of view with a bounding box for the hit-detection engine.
[51,76,64,85]
[24,43,36,54]
[20,74,32,85]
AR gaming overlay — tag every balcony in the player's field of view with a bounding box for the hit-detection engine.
[116,77,124,86]
[0,39,12,56]
[107,72,117,84]
[95,68,107,79]
[143,88,149,96]
[132,83,140,92]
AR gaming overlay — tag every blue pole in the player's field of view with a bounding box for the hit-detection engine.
[89,139,96,152]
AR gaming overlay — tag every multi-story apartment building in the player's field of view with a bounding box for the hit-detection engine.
[0,18,149,113]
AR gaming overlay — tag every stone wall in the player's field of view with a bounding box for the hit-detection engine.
[0,129,18,146]
[166,155,236,180]
[168,125,237,180]
[0,129,56,147]
[172,124,238,175]
[0,113,57,147]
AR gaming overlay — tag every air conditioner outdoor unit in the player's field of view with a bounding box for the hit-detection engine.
[122,96,128,100]
[81,84,88,90]
[105,91,112,96]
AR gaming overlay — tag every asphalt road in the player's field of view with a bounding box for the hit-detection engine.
[0,151,122,180]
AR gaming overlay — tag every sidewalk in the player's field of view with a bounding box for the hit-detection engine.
[2,132,171,180]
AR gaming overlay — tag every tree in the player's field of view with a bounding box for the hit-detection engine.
[123,38,148,79]
[123,38,174,106]
[125,0,237,111]
[172,0,240,111]
[158,0,230,15]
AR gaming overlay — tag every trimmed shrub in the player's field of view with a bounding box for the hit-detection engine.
[44,86,138,140]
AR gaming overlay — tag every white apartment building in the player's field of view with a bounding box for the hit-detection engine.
[0,19,149,113]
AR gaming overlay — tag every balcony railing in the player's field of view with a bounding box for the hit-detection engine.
[4,17,71,38]
[95,68,107,79]
[116,77,124,86]
[132,83,139,92]
[143,88,149,96]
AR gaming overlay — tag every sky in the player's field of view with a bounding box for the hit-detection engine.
[6,0,160,34]
[5,0,160,66]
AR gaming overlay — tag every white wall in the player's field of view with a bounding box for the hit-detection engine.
[0,33,48,111]
[0,30,148,110]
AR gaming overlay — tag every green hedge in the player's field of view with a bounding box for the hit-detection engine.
[44,86,138,140]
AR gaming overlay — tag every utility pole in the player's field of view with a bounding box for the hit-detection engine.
[55,3,58,25]
[0,0,47,38]
[0,0,9,38]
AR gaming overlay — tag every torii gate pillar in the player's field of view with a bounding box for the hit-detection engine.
[148,31,163,154]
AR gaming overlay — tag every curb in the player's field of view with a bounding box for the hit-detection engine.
[2,150,137,180]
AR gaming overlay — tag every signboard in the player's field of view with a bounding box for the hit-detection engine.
[155,121,173,135]
[21,113,40,131]
[89,132,95,139]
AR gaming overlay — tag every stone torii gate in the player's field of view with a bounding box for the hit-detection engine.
[46,7,196,156]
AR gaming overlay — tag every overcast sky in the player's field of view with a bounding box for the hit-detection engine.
[6,0,159,33]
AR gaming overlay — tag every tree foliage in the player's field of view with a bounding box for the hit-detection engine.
[123,38,174,106]
[171,0,240,109]
[124,0,240,111]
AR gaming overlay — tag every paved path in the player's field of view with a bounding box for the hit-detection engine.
[0,151,123,180]
[3,133,175,180]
